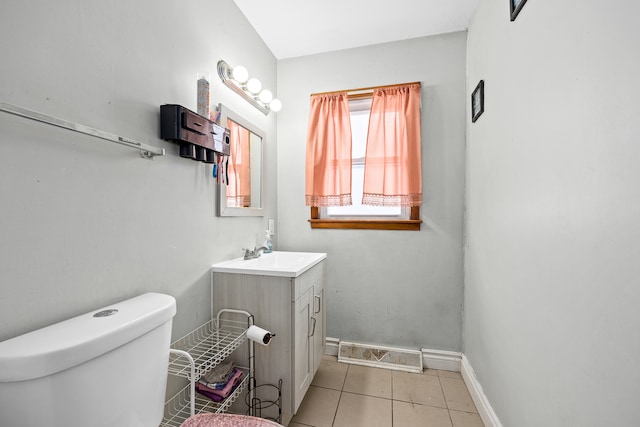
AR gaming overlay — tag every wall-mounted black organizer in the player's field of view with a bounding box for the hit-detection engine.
[160,104,230,163]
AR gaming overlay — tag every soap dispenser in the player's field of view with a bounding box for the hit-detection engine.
[263,230,273,253]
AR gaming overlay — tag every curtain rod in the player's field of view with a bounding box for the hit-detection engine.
[311,81,421,97]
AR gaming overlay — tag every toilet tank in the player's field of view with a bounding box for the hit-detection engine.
[0,292,177,427]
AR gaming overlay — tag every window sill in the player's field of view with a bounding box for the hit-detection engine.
[308,219,421,230]
[309,206,421,230]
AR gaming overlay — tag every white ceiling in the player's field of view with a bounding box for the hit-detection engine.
[233,0,479,59]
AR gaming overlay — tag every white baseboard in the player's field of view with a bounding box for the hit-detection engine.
[421,348,462,372]
[325,336,339,356]
[461,354,503,427]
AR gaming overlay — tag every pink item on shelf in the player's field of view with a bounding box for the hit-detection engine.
[196,369,243,401]
[199,367,237,389]
[201,361,234,384]
[180,413,283,427]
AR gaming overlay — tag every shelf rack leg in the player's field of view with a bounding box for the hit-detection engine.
[216,309,256,417]
[169,349,196,417]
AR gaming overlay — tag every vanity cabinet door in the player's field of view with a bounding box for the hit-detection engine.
[312,280,325,376]
[293,286,314,412]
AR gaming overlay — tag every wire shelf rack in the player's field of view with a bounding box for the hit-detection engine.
[161,310,255,426]
[160,368,251,427]
[167,316,248,381]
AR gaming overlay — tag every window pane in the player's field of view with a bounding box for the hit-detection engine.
[327,165,401,216]
[350,110,369,160]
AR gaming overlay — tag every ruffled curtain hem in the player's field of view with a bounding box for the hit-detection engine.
[306,194,352,207]
[362,193,421,207]
[227,195,251,208]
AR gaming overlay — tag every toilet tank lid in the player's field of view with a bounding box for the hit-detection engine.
[0,293,177,383]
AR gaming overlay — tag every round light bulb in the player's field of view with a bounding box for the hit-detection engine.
[246,78,262,94]
[269,98,282,112]
[258,89,273,104]
[231,65,248,83]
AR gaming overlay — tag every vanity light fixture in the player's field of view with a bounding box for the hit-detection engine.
[217,60,282,115]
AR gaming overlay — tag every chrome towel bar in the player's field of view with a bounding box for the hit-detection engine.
[0,101,165,159]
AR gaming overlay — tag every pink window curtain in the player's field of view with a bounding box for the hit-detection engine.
[227,120,251,207]
[305,93,352,207]
[362,84,422,207]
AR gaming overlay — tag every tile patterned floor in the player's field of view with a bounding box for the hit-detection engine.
[289,356,484,427]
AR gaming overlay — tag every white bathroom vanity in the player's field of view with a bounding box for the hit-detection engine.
[211,252,327,425]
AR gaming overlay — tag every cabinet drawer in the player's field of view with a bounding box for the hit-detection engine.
[182,109,210,134]
[293,261,325,301]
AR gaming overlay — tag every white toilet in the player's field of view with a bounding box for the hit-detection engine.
[0,292,176,427]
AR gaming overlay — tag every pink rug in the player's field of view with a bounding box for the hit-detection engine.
[180,413,283,427]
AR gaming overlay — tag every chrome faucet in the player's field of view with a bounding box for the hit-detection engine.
[243,246,268,260]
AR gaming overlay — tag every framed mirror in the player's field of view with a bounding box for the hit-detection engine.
[217,104,265,216]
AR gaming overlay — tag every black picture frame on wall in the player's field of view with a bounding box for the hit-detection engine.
[510,0,528,21]
[471,80,484,123]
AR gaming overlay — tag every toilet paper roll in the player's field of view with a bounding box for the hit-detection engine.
[247,325,275,346]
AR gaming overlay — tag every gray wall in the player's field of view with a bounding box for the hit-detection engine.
[277,32,467,351]
[0,0,277,342]
[464,1,640,425]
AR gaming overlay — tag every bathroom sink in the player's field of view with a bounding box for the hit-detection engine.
[211,251,327,277]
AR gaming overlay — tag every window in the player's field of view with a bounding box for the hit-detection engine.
[307,84,422,231]
[322,97,407,219]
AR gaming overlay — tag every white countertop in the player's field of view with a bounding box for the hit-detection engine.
[211,251,327,277]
